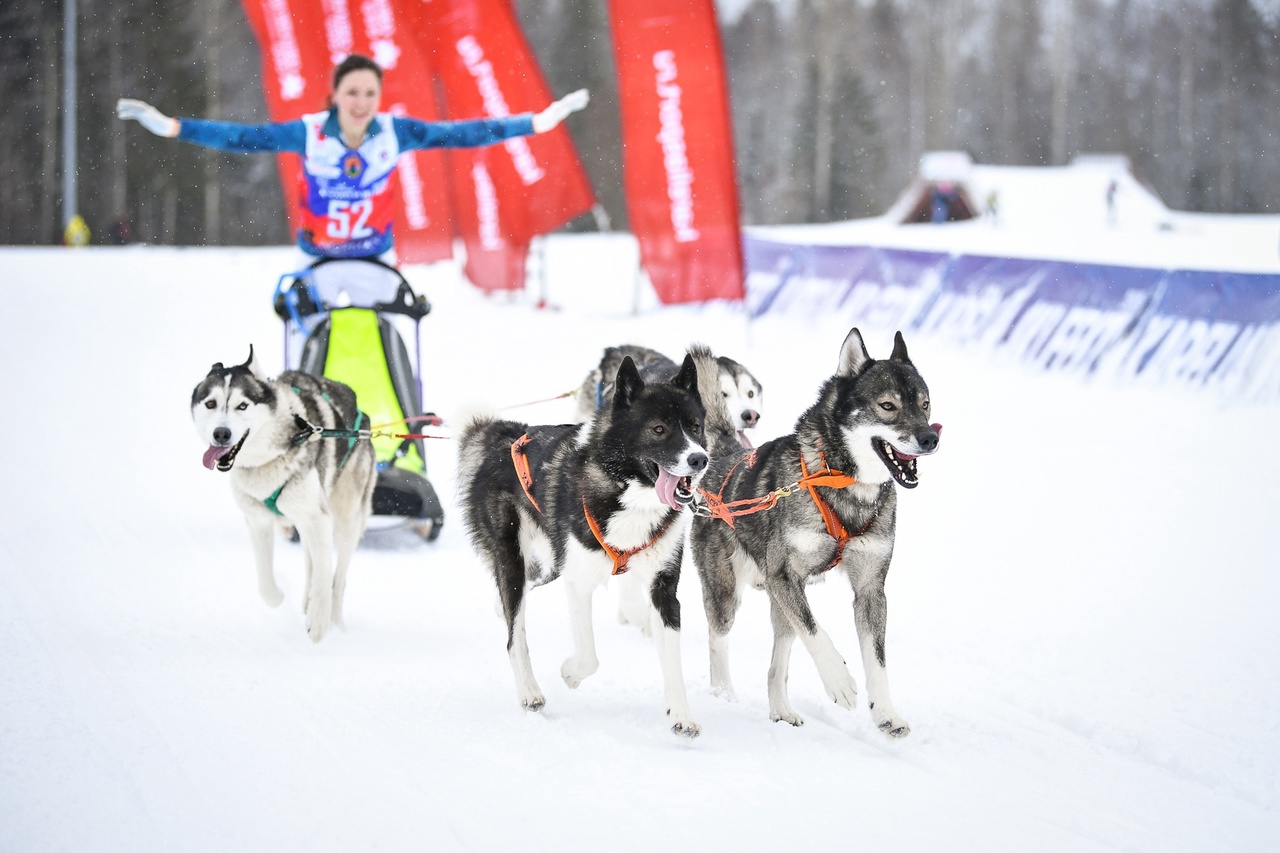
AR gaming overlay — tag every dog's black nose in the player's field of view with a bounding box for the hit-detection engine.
[688,452,708,471]
[213,426,232,444]
[741,410,759,427]
[917,428,939,452]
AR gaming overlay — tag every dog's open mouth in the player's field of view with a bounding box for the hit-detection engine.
[873,424,941,489]
[737,430,753,450]
[874,439,921,489]
[203,430,249,472]
[648,462,695,509]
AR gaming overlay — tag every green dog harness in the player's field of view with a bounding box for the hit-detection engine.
[263,391,367,516]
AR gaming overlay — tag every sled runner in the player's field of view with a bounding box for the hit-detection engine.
[273,256,444,540]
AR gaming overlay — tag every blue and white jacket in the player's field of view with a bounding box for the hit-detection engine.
[179,108,535,258]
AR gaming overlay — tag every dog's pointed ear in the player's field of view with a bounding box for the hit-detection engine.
[837,328,872,377]
[673,352,699,396]
[613,356,643,411]
[243,344,268,379]
[890,331,912,364]
[210,362,225,373]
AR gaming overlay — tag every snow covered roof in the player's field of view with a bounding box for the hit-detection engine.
[757,153,1280,275]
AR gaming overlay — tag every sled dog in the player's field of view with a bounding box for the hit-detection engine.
[574,344,763,447]
[458,353,709,736]
[611,344,743,636]
[190,348,376,643]
[690,329,940,736]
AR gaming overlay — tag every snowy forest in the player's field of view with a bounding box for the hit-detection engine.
[1,0,1277,246]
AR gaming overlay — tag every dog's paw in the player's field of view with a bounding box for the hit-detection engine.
[560,656,598,689]
[709,682,737,702]
[306,615,330,643]
[874,710,911,738]
[259,584,284,608]
[616,605,654,637]
[305,595,332,643]
[668,711,701,738]
[770,709,805,727]
[825,670,859,710]
[520,692,546,712]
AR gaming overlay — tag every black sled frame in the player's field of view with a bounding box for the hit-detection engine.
[273,256,443,541]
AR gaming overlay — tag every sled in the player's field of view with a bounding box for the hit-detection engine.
[273,256,444,541]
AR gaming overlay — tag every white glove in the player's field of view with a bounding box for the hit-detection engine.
[116,98,179,138]
[532,89,589,133]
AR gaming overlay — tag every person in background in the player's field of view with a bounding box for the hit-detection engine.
[117,54,588,264]
[931,182,958,223]
[109,213,133,246]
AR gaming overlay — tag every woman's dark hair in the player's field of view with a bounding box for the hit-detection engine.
[332,54,383,91]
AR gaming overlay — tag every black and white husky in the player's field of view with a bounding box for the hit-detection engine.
[457,353,710,736]
[574,344,763,447]
[690,329,940,736]
[190,348,376,643]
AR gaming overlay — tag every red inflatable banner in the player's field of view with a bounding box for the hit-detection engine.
[399,0,595,291]
[608,0,745,303]
[239,0,331,243]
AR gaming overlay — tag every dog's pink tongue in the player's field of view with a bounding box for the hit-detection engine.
[932,423,943,436]
[655,467,680,509]
[202,445,226,470]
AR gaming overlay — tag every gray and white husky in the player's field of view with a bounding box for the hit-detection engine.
[574,344,763,447]
[190,348,376,643]
[457,353,710,736]
[690,329,940,736]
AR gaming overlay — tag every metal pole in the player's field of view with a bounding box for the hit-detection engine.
[62,0,77,228]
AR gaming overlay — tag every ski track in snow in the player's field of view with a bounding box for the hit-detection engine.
[1,244,1277,851]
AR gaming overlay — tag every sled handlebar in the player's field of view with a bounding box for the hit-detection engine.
[273,256,432,322]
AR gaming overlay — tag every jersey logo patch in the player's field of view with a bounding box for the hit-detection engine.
[342,152,365,180]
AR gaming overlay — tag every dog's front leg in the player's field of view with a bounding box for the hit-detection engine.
[281,478,335,643]
[330,479,371,630]
[560,558,602,688]
[694,527,743,700]
[766,596,802,725]
[848,548,910,738]
[650,562,699,738]
[245,510,284,608]
[765,567,858,712]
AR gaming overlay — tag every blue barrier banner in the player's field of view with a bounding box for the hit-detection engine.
[744,234,1280,401]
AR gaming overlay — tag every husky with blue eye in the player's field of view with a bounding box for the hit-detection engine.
[457,353,710,737]
[190,347,376,643]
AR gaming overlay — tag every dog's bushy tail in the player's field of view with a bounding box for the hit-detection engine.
[688,344,740,458]
[455,407,501,487]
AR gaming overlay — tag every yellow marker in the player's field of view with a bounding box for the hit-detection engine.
[63,215,91,248]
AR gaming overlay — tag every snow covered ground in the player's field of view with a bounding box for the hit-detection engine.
[2,240,1278,851]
